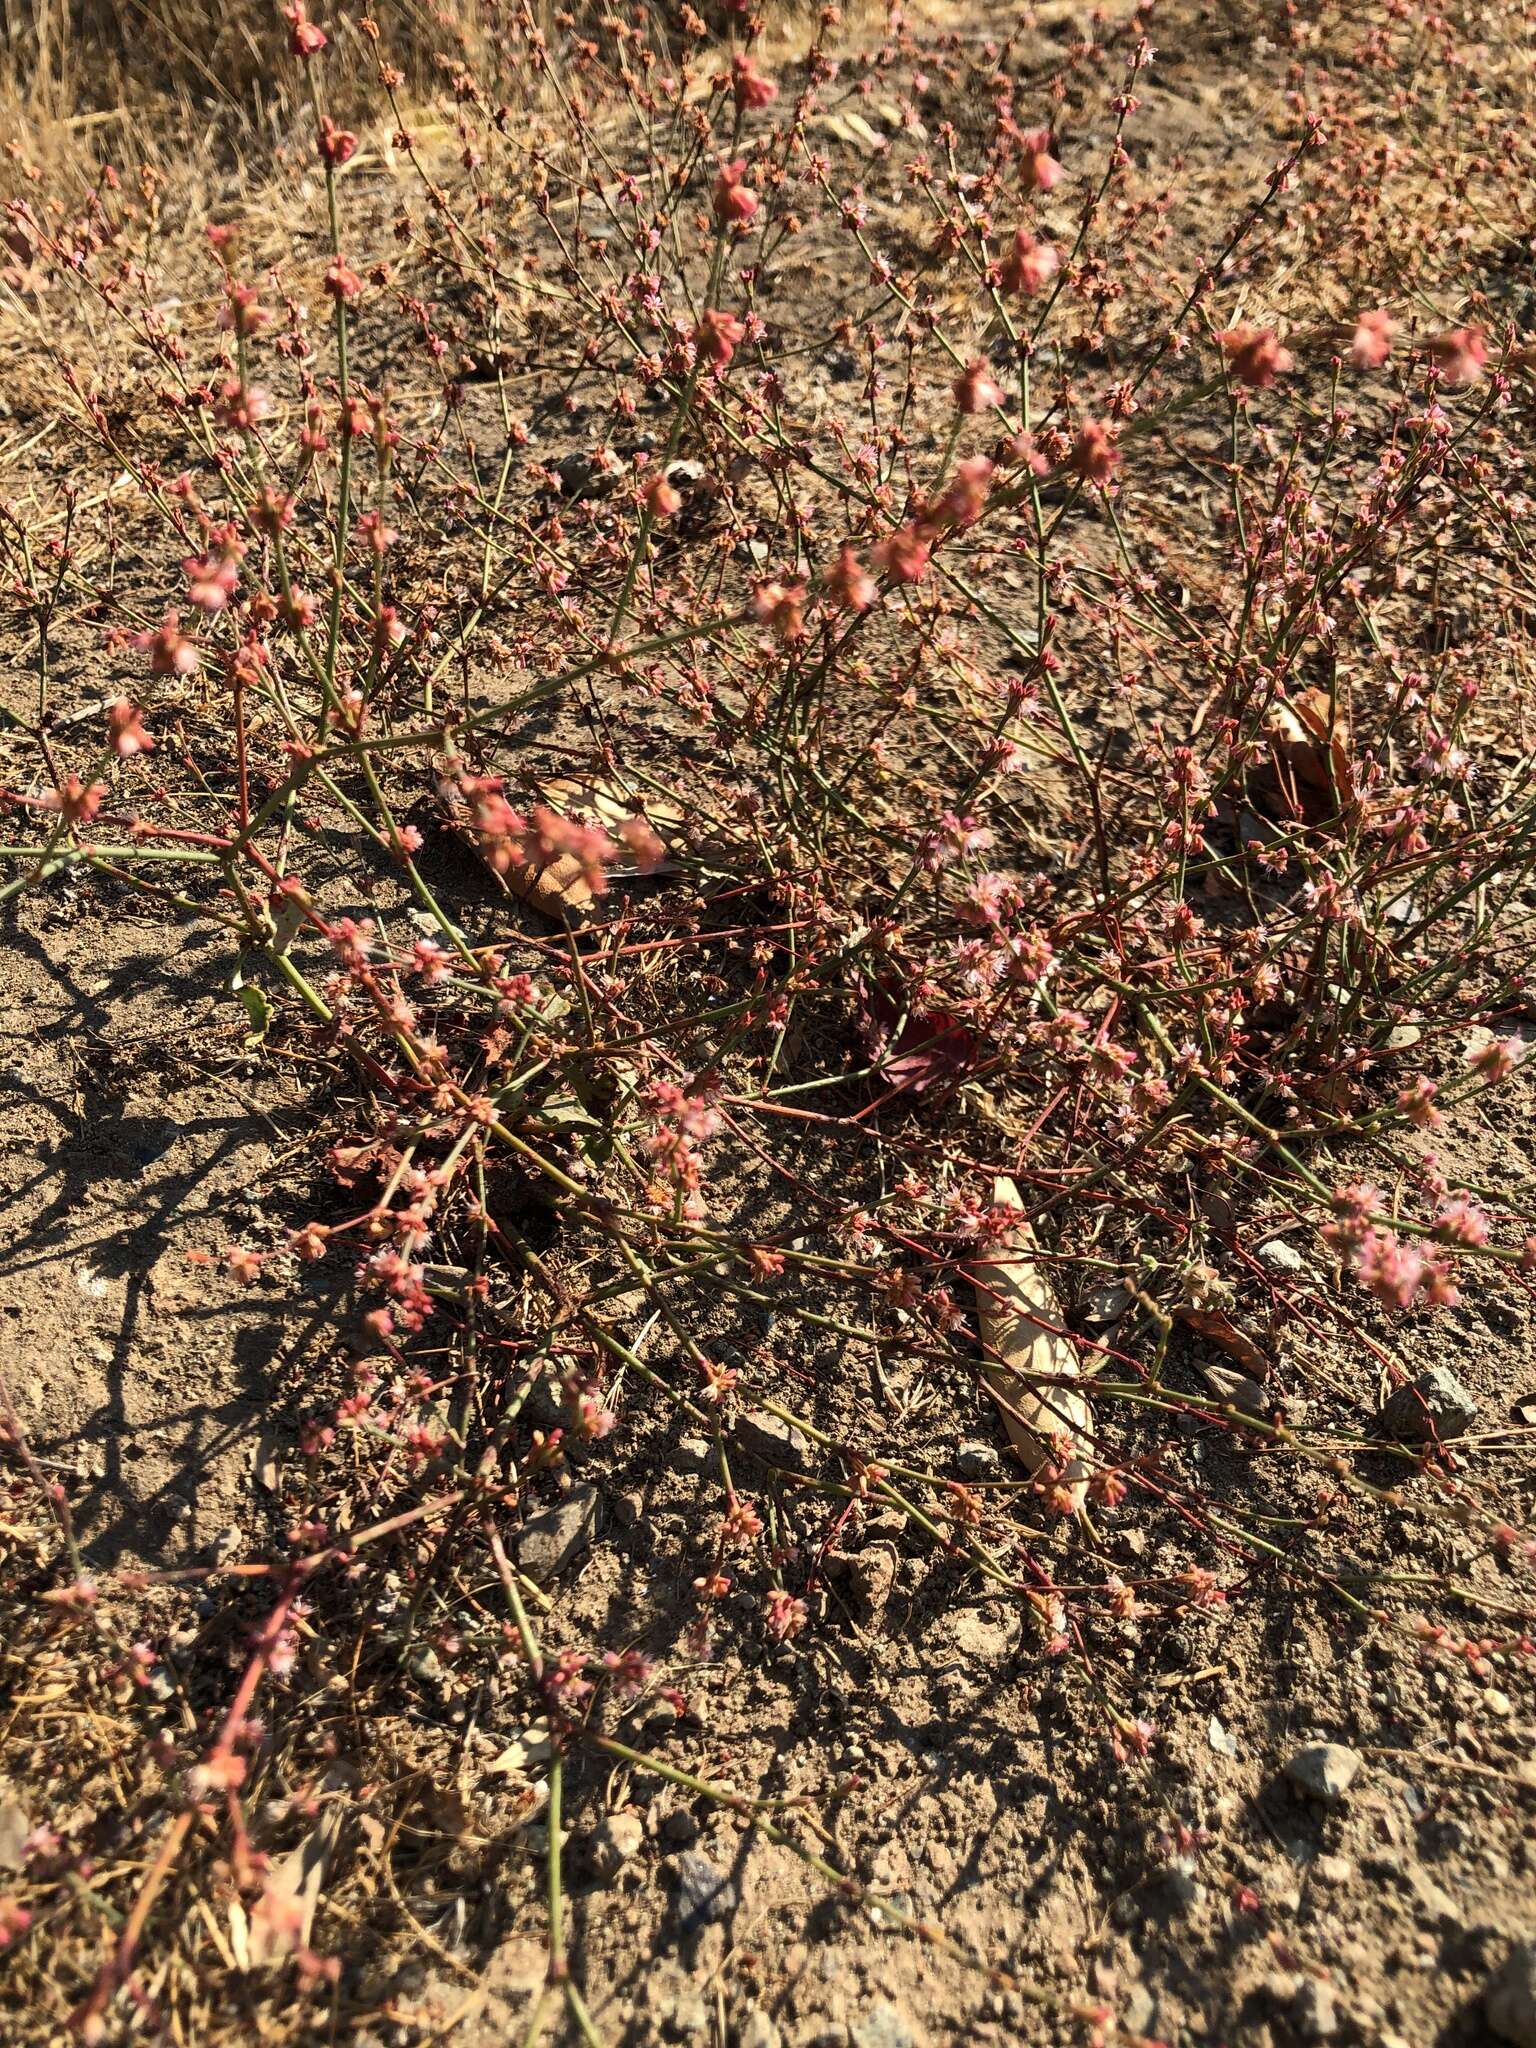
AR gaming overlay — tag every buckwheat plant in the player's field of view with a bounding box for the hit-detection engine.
[1,1,1533,2039]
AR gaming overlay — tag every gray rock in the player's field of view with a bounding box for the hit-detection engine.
[735,1409,812,1474]
[1293,1978,1338,2041]
[1487,1942,1536,2048]
[661,1985,710,2039]
[587,1809,644,1879]
[671,1849,737,1933]
[1121,1983,1157,2035]
[1257,1237,1306,1274]
[514,1484,598,1584]
[956,1440,999,1479]
[1378,1367,1479,1443]
[1201,1364,1267,1418]
[0,1787,29,1870]
[1408,1864,1458,1926]
[851,2007,923,2048]
[1285,1743,1362,1804]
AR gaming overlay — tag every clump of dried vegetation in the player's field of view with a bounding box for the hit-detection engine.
[1,0,1534,2040]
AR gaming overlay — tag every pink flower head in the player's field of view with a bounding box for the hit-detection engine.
[751,579,807,642]
[1469,1032,1524,1082]
[137,610,200,677]
[731,54,778,111]
[107,701,153,758]
[324,257,364,302]
[1356,1227,1424,1311]
[318,117,358,167]
[619,814,666,869]
[953,357,1006,414]
[713,159,759,227]
[644,472,682,519]
[999,228,1060,297]
[695,308,747,369]
[222,283,269,339]
[283,2,327,56]
[1434,1193,1490,1248]
[1219,324,1293,389]
[827,543,876,612]
[933,454,994,529]
[1428,324,1487,385]
[1069,419,1120,486]
[183,527,245,611]
[40,774,106,827]
[1018,126,1062,193]
[872,522,932,584]
[1349,308,1395,370]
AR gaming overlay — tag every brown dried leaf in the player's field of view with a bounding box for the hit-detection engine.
[1261,687,1357,822]
[1175,1304,1272,1381]
[970,1176,1092,1508]
[245,1809,342,1966]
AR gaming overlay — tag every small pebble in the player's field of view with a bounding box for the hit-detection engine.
[1257,1237,1305,1274]
[587,1809,644,1880]
[1285,1743,1363,1804]
[670,1848,737,1933]
[1378,1367,1479,1444]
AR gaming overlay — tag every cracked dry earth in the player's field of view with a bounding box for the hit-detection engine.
[2,2,1536,2046]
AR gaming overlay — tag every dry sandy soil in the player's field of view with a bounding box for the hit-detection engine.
[2,3,1535,2046]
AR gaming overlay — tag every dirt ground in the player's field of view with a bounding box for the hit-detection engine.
[3,2,1535,2045]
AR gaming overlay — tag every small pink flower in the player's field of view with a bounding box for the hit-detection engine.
[324,257,364,302]
[872,522,931,584]
[39,774,106,827]
[713,159,759,227]
[136,610,200,677]
[1356,1227,1424,1310]
[1434,1193,1490,1248]
[731,54,778,111]
[1219,324,1293,388]
[695,308,747,368]
[1349,308,1394,369]
[1018,126,1062,193]
[1069,419,1120,485]
[827,544,876,611]
[1469,1033,1523,1082]
[644,472,682,519]
[619,814,666,869]
[999,228,1060,296]
[318,117,358,167]
[933,454,993,528]
[953,357,1005,414]
[221,283,269,339]
[283,2,327,56]
[751,579,807,642]
[107,701,153,758]
[1428,325,1487,385]
[1395,1077,1439,1129]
